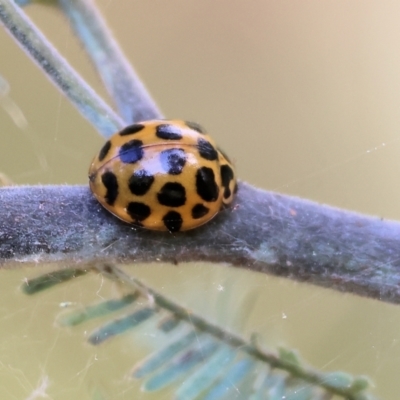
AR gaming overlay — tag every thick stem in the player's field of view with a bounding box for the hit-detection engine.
[1,183,399,305]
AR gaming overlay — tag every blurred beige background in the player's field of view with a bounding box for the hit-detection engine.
[1,1,400,399]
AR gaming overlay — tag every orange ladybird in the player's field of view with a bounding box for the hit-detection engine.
[89,120,237,232]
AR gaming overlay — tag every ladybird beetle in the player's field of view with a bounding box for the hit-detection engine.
[88,120,237,232]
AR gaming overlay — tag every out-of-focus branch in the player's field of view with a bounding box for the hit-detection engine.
[97,264,373,400]
[1,183,400,305]
[57,0,163,124]
[0,0,125,136]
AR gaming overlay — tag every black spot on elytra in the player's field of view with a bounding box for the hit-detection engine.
[128,169,154,195]
[160,148,186,175]
[191,203,209,219]
[119,124,145,136]
[196,167,219,202]
[126,202,151,221]
[197,138,218,161]
[157,182,186,207]
[101,171,118,205]
[156,124,183,140]
[119,139,143,164]
[98,140,111,162]
[163,211,183,232]
[220,164,234,199]
[185,121,205,134]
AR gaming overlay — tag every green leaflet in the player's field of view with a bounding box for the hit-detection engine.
[88,307,156,345]
[58,293,139,326]
[144,335,219,391]
[132,330,198,379]
[175,345,237,400]
[22,268,88,294]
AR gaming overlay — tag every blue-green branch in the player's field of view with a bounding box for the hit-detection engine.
[0,0,125,136]
[57,0,163,124]
[1,183,400,309]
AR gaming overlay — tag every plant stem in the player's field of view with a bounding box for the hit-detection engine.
[57,0,163,124]
[1,183,400,307]
[0,0,125,137]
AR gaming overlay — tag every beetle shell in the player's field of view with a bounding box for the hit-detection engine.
[88,120,237,232]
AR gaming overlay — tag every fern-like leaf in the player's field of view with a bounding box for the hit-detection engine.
[21,266,378,400]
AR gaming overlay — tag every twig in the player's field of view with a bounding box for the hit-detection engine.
[1,183,400,306]
[57,0,163,124]
[0,0,125,136]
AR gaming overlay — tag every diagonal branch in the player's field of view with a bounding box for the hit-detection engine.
[57,0,163,124]
[0,0,125,136]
